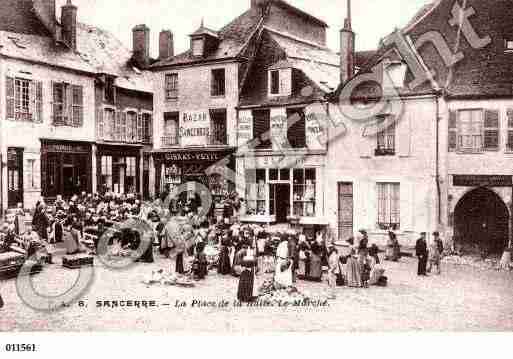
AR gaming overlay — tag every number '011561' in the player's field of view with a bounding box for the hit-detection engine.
[5,344,37,352]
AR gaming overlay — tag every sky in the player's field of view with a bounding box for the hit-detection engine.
[55,0,432,56]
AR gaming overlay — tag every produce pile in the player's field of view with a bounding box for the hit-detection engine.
[257,279,330,304]
[142,269,195,288]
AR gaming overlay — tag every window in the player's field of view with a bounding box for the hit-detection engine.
[245,169,267,216]
[211,69,226,97]
[165,73,178,100]
[102,108,115,141]
[505,39,513,52]
[458,109,483,152]
[376,116,396,156]
[192,38,204,57]
[210,109,227,145]
[104,76,115,103]
[448,110,457,151]
[293,168,316,217]
[100,155,113,191]
[52,82,83,127]
[163,112,179,146]
[143,113,153,143]
[252,109,271,149]
[484,110,500,150]
[125,157,137,193]
[270,70,280,95]
[286,108,306,148]
[126,111,138,142]
[377,182,400,230]
[6,77,43,122]
[507,109,513,152]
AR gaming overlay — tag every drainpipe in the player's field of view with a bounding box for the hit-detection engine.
[435,91,444,229]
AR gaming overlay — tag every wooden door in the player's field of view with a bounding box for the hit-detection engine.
[338,182,354,242]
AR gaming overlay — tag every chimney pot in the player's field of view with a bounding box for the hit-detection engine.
[61,0,78,50]
[133,24,151,67]
[159,30,174,59]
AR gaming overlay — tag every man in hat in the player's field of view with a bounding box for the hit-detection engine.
[415,232,429,276]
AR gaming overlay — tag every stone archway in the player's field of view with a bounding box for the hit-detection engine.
[454,187,509,255]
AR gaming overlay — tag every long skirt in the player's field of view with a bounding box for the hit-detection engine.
[275,259,293,288]
[298,259,308,279]
[175,253,184,274]
[237,267,255,302]
[308,254,322,281]
[385,246,394,260]
[218,246,231,275]
[345,257,362,287]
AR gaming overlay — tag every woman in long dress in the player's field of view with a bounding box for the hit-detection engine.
[297,235,310,280]
[385,232,395,260]
[308,242,323,282]
[237,245,256,302]
[345,249,362,288]
[217,234,232,275]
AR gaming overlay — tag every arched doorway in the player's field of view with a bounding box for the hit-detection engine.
[454,187,509,255]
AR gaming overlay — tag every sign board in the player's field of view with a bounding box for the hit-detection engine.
[164,152,221,162]
[179,110,210,147]
[42,143,90,154]
[453,175,512,187]
[237,111,253,147]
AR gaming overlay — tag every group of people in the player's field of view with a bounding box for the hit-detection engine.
[415,231,444,276]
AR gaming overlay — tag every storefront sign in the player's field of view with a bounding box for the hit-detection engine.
[165,152,220,162]
[270,115,287,144]
[306,113,326,150]
[237,112,253,147]
[42,143,90,154]
[180,111,210,146]
[453,175,513,187]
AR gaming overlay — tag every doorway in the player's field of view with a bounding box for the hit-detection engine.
[7,148,23,208]
[454,187,509,255]
[338,182,354,242]
[271,183,290,223]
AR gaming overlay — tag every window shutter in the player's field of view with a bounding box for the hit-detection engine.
[137,112,143,142]
[66,84,73,126]
[51,81,57,125]
[97,107,104,139]
[279,68,292,96]
[115,111,121,141]
[148,115,153,142]
[72,85,83,127]
[286,108,306,148]
[484,109,500,150]
[252,110,271,149]
[398,115,412,157]
[122,111,127,142]
[35,81,43,123]
[6,76,14,120]
[29,80,36,122]
[448,110,457,151]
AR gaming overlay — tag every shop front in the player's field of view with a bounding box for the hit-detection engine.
[96,145,142,195]
[153,148,236,212]
[41,140,93,199]
[238,153,327,235]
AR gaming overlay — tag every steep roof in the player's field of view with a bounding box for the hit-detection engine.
[272,0,328,28]
[151,7,264,68]
[0,0,52,36]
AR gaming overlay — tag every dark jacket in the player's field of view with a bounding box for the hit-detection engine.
[415,238,428,257]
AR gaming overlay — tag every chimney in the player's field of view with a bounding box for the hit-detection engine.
[340,0,355,84]
[61,0,78,50]
[133,24,150,67]
[159,30,174,59]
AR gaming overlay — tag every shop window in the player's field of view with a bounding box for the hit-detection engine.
[286,108,306,148]
[252,109,271,149]
[6,77,43,122]
[245,169,266,216]
[210,109,227,145]
[125,157,137,193]
[507,109,513,152]
[293,168,316,217]
[165,73,178,100]
[376,116,396,156]
[163,112,179,146]
[377,182,400,230]
[211,69,226,97]
[100,156,113,192]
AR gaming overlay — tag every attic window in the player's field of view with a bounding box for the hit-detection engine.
[192,38,204,57]
[505,39,513,53]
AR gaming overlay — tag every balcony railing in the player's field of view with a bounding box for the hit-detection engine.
[161,135,179,147]
[161,133,229,147]
[97,129,152,144]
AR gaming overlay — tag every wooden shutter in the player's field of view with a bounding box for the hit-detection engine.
[115,111,122,141]
[252,109,271,149]
[6,76,14,120]
[66,83,73,125]
[97,107,104,139]
[29,80,36,122]
[286,108,306,148]
[398,115,412,156]
[72,85,83,127]
[448,110,457,151]
[51,81,57,125]
[35,81,43,123]
[137,112,143,142]
[484,109,499,150]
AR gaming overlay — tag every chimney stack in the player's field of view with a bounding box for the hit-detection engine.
[133,24,150,67]
[340,0,355,84]
[159,30,174,59]
[251,0,268,9]
[61,0,78,50]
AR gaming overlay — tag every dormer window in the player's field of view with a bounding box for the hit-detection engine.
[192,38,204,57]
[505,39,513,53]
[268,67,292,97]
